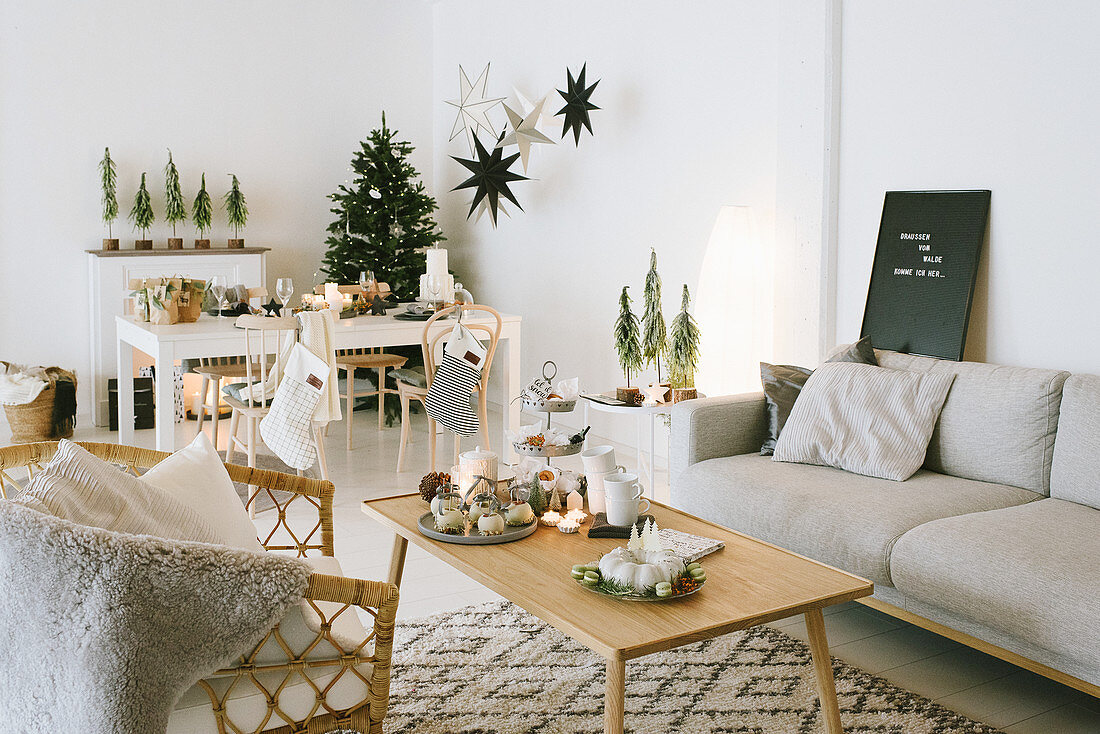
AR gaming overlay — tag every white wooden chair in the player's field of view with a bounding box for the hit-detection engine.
[394,304,502,472]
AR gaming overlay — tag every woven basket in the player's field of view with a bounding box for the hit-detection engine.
[3,369,76,443]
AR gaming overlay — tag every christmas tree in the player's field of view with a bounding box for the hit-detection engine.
[163,150,187,237]
[192,173,213,238]
[99,147,118,238]
[614,286,643,387]
[129,172,155,239]
[223,174,248,238]
[320,113,444,300]
[641,248,667,381]
[669,284,701,389]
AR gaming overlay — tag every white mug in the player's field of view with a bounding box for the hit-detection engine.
[605,493,651,527]
[603,472,643,501]
[584,468,622,515]
[581,445,619,474]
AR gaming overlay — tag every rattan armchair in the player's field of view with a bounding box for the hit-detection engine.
[0,441,398,734]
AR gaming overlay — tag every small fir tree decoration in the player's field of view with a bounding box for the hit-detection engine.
[669,284,702,402]
[641,248,667,383]
[223,174,248,247]
[614,285,643,404]
[128,172,155,250]
[99,147,119,249]
[320,113,444,300]
[163,150,187,249]
[192,173,213,248]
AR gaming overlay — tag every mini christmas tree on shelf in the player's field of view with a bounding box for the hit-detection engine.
[164,150,187,249]
[224,174,248,248]
[641,248,667,386]
[614,285,643,405]
[99,147,119,250]
[320,113,444,301]
[668,284,701,402]
[128,172,155,250]
[192,173,213,248]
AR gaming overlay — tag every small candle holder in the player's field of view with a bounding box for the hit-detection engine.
[564,508,588,525]
[540,510,562,526]
[557,518,580,534]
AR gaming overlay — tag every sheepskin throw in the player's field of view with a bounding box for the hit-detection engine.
[0,500,311,734]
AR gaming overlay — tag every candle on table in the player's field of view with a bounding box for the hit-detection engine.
[324,283,342,311]
[540,510,562,526]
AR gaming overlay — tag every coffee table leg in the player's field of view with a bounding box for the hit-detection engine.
[805,608,844,734]
[605,657,625,734]
[387,535,408,588]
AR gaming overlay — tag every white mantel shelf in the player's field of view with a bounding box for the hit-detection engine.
[86,247,270,257]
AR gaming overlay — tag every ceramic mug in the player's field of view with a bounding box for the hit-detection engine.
[584,467,623,515]
[581,445,619,474]
[605,492,651,527]
[603,471,643,501]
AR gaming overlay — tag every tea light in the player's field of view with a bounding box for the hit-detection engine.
[565,508,587,524]
[557,517,580,533]
[540,510,562,526]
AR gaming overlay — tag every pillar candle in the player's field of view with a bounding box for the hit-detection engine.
[324,283,342,311]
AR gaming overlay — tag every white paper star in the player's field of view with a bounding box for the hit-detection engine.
[446,64,504,155]
[496,96,555,172]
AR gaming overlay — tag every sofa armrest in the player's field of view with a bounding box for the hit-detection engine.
[670,392,768,481]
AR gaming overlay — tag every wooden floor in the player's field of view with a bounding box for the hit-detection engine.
[27,405,1100,733]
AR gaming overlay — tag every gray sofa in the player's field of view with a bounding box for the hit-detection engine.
[670,350,1100,692]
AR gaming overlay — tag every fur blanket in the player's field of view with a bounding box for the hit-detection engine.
[0,501,311,734]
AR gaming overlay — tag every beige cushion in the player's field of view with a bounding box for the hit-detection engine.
[671,453,1039,585]
[891,498,1100,680]
[876,351,1069,494]
[15,440,220,544]
[170,556,371,734]
[1049,373,1100,509]
[140,432,263,551]
[774,363,955,481]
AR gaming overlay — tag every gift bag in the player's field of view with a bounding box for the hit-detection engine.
[176,278,206,322]
[147,277,182,325]
[424,322,487,436]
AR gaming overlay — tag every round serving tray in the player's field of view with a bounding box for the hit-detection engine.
[416,512,538,545]
[512,442,584,458]
[521,397,577,413]
[573,576,705,602]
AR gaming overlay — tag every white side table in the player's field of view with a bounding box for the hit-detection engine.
[581,396,671,498]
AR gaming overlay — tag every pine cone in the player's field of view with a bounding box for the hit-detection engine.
[419,472,450,504]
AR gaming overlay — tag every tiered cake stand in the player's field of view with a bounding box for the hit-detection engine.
[514,361,582,464]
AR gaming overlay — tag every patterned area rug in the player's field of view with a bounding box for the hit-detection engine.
[374,601,1002,734]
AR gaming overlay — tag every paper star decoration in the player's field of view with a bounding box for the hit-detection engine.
[262,298,283,317]
[555,63,600,145]
[474,197,510,224]
[446,64,505,155]
[496,96,555,172]
[452,134,529,227]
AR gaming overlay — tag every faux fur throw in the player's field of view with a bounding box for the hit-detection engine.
[0,501,311,734]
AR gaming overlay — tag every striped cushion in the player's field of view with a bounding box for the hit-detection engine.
[773,363,955,481]
[14,440,221,543]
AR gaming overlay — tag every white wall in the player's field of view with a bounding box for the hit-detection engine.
[431,0,785,445]
[0,0,434,416]
[836,1,1100,373]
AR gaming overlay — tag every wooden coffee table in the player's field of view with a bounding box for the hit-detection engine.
[362,494,873,734]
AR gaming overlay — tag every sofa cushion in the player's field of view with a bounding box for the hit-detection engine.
[671,453,1040,586]
[774,363,954,481]
[1049,374,1100,509]
[876,351,1068,494]
[891,498,1100,677]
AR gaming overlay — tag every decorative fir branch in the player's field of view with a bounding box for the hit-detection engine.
[163,150,187,236]
[614,285,643,387]
[128,172,155,239]
[192,173,213,238]
[223,174,248,237]
[99,147,118,238]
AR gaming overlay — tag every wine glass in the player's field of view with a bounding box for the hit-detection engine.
[426,275,442,304]
[209,276,228,318]
[359,270,376,297]
[276,278,294,307]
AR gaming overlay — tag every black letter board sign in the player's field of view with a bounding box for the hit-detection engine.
[860,190,990,361]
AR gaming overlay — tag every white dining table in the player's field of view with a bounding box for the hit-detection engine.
[115,311,522,453]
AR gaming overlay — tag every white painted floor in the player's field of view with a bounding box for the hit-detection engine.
[9,404,1100,733]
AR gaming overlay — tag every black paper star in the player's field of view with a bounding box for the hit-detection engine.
[370,295,388,316]
[262,298,283,316]
[451,133,529,227]
[555,63,600,145]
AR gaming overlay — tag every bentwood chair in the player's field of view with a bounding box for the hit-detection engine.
[336,349,407,450]
[0,440,399,734]
[394,303,502,472]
